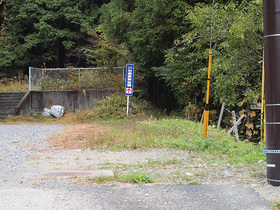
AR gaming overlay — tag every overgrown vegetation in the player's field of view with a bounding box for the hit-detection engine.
[69,93,157,122]
[0,72,28,92]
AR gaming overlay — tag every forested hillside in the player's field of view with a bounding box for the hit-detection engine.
[0,0,263,140]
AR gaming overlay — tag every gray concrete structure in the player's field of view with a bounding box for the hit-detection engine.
[15,89,115,116]
[0,92,26,118]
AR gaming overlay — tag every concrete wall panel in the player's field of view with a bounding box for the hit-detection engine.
[17,89,115,115]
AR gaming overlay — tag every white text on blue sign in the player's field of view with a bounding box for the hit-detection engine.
[125,64,134,96]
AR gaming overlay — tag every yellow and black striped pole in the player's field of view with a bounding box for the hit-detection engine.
[203,0,214,138]
[203,50,212,137]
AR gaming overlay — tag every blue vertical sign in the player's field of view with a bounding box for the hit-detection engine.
[125,64,134,96]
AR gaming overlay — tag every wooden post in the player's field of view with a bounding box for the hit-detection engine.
[217,102,225,129]
[187,102,191,120]
[200,110,204,124]
[232,111,239,140]
[227,113,245,139]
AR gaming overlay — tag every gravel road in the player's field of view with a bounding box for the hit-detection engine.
[0,124,278,209]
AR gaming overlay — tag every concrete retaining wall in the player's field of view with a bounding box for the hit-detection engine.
[0,92,26,118]
[16,89,115,116]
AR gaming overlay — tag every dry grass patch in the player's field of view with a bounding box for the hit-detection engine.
[48,123,114,149]
[0,74,29,93]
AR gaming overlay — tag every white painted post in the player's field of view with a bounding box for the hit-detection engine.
[127,96,129,116]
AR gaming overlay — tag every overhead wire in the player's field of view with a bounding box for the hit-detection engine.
[209,0,215,50]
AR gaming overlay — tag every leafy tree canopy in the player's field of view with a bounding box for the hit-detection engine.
[154,0,263,108]
[0,0,104,76]
[100,0,191,70]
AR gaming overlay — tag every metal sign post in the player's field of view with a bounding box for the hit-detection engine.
[125,64,134,116]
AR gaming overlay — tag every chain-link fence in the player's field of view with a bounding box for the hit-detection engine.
[29,67,125,91]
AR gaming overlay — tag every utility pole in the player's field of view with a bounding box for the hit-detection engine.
[263,0,280,186]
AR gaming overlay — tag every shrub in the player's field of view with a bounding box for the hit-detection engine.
[73,93,155,122]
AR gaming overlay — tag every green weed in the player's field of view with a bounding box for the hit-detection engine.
[250,171,266,178]
[194,172,206,178]
[89,176,115,184]
[118,171,154,184]
[188,179,202,185]
[147,157,183,166]
[183,176,192,181]
[270,200,280,210]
